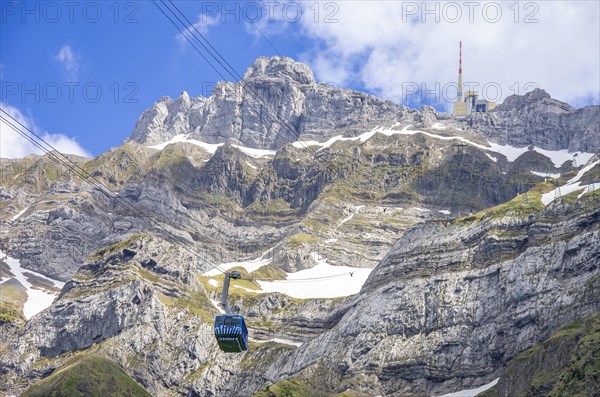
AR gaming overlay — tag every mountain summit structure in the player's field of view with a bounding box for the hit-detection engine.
[453,41,497,117]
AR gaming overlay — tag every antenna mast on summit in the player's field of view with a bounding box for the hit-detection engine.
[457,41,463,101]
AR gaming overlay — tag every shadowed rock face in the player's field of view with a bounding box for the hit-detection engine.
[257,195,600,396]
[482,313,600,397]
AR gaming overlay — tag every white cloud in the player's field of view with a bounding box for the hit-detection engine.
[54,44,79,80]
[176,14,220,47]
[0,103,91,159]
[262,1,600,108]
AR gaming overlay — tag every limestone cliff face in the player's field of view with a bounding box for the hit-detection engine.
[129,58,599,154]
[479,313,600,397]
[4,127,558,281]
[129,56,406,149]
[2,192,598,397]
[0,234,346,396]
[128,92,207,146]
[470,89,600,153]
[256,193,600,396]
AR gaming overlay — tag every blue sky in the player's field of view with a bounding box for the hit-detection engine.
[1,1,599,158]
[1,1,309,156]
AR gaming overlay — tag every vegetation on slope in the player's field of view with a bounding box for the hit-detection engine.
[0,278,27,324]
[479,313,600,397]
[252,377,369,397]
[22,356,151,397]
[455,182,552,224]
[85,233,150,262]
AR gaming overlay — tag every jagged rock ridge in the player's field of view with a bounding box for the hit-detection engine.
[129,56,405,149]
[472,88,600,152]
[130,57,599,154]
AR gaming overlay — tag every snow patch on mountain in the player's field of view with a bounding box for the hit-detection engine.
[414,207,431,212]
[148,134,276,158]
[531,171,561,179]
[485,153,498,162]
[204,252,372,299]
[338,205,365,227]
[251,337,303,347]
[148,134,217,152]
[542,159,599,205]
[438,378,499,397]
[0,250,65,319]
[258,253,372,299]
[203,256,272,277]
[209,298,225,314]
[11,207,28,221]
[291,124,594,168]
[207,279,219,287]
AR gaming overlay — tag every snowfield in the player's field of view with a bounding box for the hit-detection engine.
[148,134,276,158]
[0,250,65,319]
[438,378,499,397]
[290,124,594,169]
[205,252,372,299]
[203,256,272,277]
[542,160,599,206]
[258,253,372,299]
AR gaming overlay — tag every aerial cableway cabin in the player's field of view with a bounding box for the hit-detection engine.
[213,271,249,353]
[214,314,249,352]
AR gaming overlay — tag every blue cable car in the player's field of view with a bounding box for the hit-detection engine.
[214,271,248,353]
[214,315,248,352]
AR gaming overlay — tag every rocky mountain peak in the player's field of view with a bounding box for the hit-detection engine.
[128,56,403,149]
[212,142,244,161]
[128,57,598,154]
[472,88,598,151]
[175,90,191,105]
[242,56,316,85]
[494,88,576,114]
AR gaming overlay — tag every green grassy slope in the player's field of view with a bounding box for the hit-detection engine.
[0,278,27,324]
[252,377,369,397]
[22,356,151,397]
[479,313,600,397]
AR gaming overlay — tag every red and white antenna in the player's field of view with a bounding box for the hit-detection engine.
[457,41,463,100]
